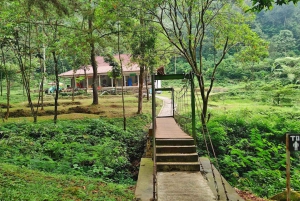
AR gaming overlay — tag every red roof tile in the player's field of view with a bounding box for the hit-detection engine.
[59,54,140,77]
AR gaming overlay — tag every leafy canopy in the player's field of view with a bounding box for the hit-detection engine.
[249,0,299,11]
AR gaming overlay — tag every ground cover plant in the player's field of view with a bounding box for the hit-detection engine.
[0,163,134,201]
[0,114,151,200]
[176,84,300,199]
[0,116,151,183]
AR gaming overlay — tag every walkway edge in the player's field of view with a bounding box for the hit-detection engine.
[199,157,245,201]
[135,158,153,201]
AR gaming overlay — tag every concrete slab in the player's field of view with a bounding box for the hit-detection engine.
[199,157,244,201]
[156,96,173,117]
[157,172,216,201]
[156,118,192,139]
[135,158,154,201]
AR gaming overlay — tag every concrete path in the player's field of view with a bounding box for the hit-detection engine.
[156,117,193,139]
[155,94,216,201]
[135,158,154,201]
[156,96,173,117]
[157,172,215,201]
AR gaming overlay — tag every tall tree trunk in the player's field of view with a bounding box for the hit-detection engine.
[5,79,10,120]
[52,51,59,124]
[84,66,88,94]
[145,71,149,101]
[41,46,46,110]
[13,26,37,122]
[1,47,9,119]
[37,57,45,111]
[0,71,2,96]
[72,72,75,101]
[89,17,98,105]
[137,66,145,114]
[19,61,37,122]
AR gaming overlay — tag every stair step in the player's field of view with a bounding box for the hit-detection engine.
[156,145,196,153]
[157,162,200,172]
[156,138,195,146]
[156,153,199,162]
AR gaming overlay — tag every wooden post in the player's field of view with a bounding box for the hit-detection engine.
[286,134,291,201]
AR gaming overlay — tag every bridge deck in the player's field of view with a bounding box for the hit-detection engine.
[135,96,244,201]
[156,117,192,139]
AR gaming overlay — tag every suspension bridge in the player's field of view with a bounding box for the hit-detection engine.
[135,73,244,201]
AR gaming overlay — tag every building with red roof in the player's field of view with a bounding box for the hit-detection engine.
[59,54,142,89]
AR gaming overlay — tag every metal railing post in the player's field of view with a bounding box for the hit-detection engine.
[172,88,175,118]
[190,72,196,141]
[151,74,157,200]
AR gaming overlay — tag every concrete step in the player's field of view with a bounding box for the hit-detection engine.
[156,138,195,146]
[156,153,199,162]
[156,145,197,153]
[157,162,200,171]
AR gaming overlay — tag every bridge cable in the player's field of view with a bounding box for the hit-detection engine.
[194,84,229,201]
[174,79,220,196]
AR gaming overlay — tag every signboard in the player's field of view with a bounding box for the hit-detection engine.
[288,134,300,152]
[129,73,136,76]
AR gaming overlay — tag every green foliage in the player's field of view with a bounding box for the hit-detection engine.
[104,54,122,80]
[200,110,300,197]
[249,0,299,12]
[270,30,296,58]
[0,115,151,184]
[180,105,300,198]
[0,163,134,201]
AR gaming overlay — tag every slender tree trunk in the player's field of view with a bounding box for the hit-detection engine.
[114,79,117,94]
[5,79,10,120]
[84,66,88,94]
[145,71,149,101]
[13,25,37,122]
[90,44,98,103]
[37,57,45,111]
[88,17,98,105]
[1,47,9,119]
[72,72,75,101]
[52,51,59,124]
[137,66,145,114]
[41,47,46,110]
[0,71,2,96]
[27,20,38,123]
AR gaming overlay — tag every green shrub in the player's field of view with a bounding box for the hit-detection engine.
[180,109,300,198]
[0,115,150,184]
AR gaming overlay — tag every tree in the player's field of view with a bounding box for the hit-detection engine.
[0,39,10,120]
[127,0,171,113]
[130,19,157,114]
[104,53,121,94]
[2,1,43,123]
[249,0,300,12]
[150,0,268,125]
[270,30,296,57]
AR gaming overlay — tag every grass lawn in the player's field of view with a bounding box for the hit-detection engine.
[0,163,135,201]
[0,91,163,123]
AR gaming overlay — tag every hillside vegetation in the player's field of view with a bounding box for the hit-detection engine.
[173,82,300,199]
